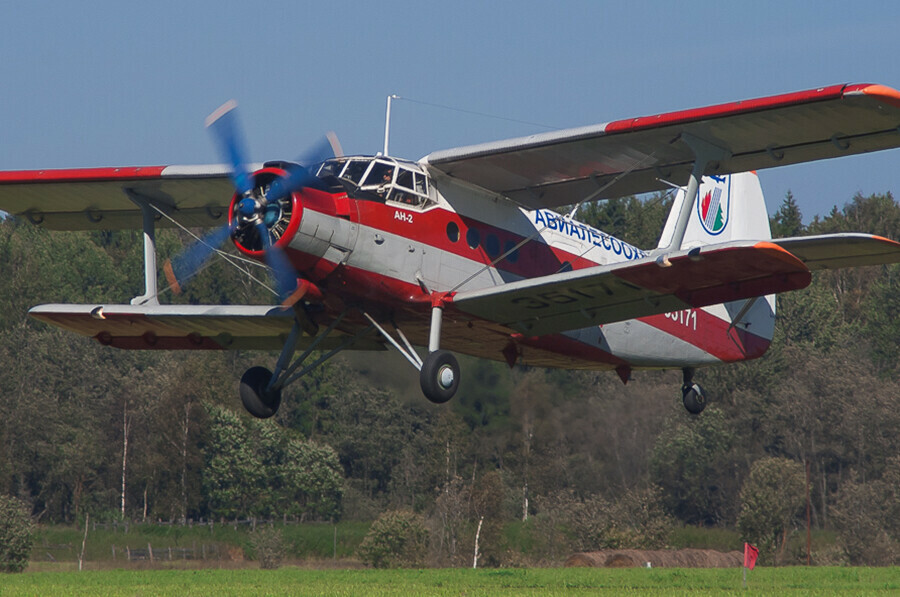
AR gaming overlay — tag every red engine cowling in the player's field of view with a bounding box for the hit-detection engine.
[228,166,351,285]
[228,167,303,256]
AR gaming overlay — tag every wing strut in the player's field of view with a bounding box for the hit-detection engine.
[657,133,731,254]
[125,190,164,306]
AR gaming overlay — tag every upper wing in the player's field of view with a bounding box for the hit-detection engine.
[770,233,900,270]
[423,83,900,209]
[0,165,239,230]
[29,303,384,351]
[450,241,812,337]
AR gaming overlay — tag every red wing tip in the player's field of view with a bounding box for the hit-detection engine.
[844,83,900,108]
[753,241,809,268]
[869,234,900,247]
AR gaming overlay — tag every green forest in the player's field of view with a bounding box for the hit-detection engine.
[1,188,900,567]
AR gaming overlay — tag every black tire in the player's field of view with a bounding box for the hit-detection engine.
[682,382,706,415]
[240,366,282,419]
[420,350,460,404]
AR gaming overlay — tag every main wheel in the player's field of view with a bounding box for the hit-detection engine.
[240,366,282,418]
[420,350,460,404]
[682,382,706,415]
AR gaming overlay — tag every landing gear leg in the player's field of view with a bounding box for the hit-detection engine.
[364,300,461,404]
[239,309,372,419]
[681,367,706,415]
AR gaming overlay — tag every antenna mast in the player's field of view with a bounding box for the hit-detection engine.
[383,94,399,156]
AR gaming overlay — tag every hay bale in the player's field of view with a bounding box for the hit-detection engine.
[565,548,742,568]
[564,552,601,567]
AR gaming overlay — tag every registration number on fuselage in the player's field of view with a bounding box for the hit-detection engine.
[394,210,413,224]
[664,308,697,331]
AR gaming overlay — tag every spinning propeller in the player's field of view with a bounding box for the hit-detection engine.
[163,101,341,306]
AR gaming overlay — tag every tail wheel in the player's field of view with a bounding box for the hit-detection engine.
[682,382,706,415]
[240,366,282,418]
[420,350,460,404]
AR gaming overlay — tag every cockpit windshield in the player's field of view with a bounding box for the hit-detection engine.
[313,156,432,208]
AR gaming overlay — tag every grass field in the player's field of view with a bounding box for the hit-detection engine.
[2,566,899,596]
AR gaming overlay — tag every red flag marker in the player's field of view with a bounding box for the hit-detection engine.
[744,542,759,570]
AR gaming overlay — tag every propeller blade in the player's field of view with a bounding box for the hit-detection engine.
[295,131,343,166]
[206,100,253,196]
[163,224,233,294]
[255,222,300,306]
[266,132,344,202]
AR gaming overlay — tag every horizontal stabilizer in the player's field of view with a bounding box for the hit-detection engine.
[29,304,384,351]
[451,241,812,337]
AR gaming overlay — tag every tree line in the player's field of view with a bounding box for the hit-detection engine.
[1,187,899,566]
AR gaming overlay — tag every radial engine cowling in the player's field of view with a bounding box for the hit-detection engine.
[228,167,303,255]
[228,166,353,281]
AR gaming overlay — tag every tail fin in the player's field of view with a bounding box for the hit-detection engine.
[657,171,771,251]
[658,172,777,358]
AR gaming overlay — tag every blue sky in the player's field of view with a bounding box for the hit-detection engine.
[2,0,900,223]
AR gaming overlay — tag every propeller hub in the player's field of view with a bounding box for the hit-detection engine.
[238,197,259,219]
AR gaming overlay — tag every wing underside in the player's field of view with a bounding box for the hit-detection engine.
[29,304,384,351]
[424,83,900,209]
[0,165,239,230]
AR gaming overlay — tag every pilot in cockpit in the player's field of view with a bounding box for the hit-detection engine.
[377,167,394,198]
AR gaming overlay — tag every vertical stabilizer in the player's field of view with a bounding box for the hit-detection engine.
[657,172,772,250]
[657,171,777,357]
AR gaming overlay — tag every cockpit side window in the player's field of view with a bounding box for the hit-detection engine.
[317,159,345,178]
[342,160,369,185]
[367,162,395,186]
[388,166,430,207]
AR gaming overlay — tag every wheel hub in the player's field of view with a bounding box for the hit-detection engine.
[438,365,455,389]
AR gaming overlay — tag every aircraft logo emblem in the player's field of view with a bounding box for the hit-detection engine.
[698,177,729,235]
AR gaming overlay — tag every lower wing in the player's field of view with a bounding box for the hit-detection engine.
[29,304,384,351]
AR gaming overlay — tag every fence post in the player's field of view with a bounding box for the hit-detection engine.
[112,544,116,560]
[148,542,153,563]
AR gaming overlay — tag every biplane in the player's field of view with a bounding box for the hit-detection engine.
[2,83,900,417]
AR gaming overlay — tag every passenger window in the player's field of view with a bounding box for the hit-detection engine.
[467,228,480,249]
[447,222,460,242]
[485,234,500,258]
[504,240,520,263]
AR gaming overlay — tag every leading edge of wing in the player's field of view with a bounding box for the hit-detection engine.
[0,164,243,230]
[450,241,812,337]
[422,83,900,209]
[28,303,384,351]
